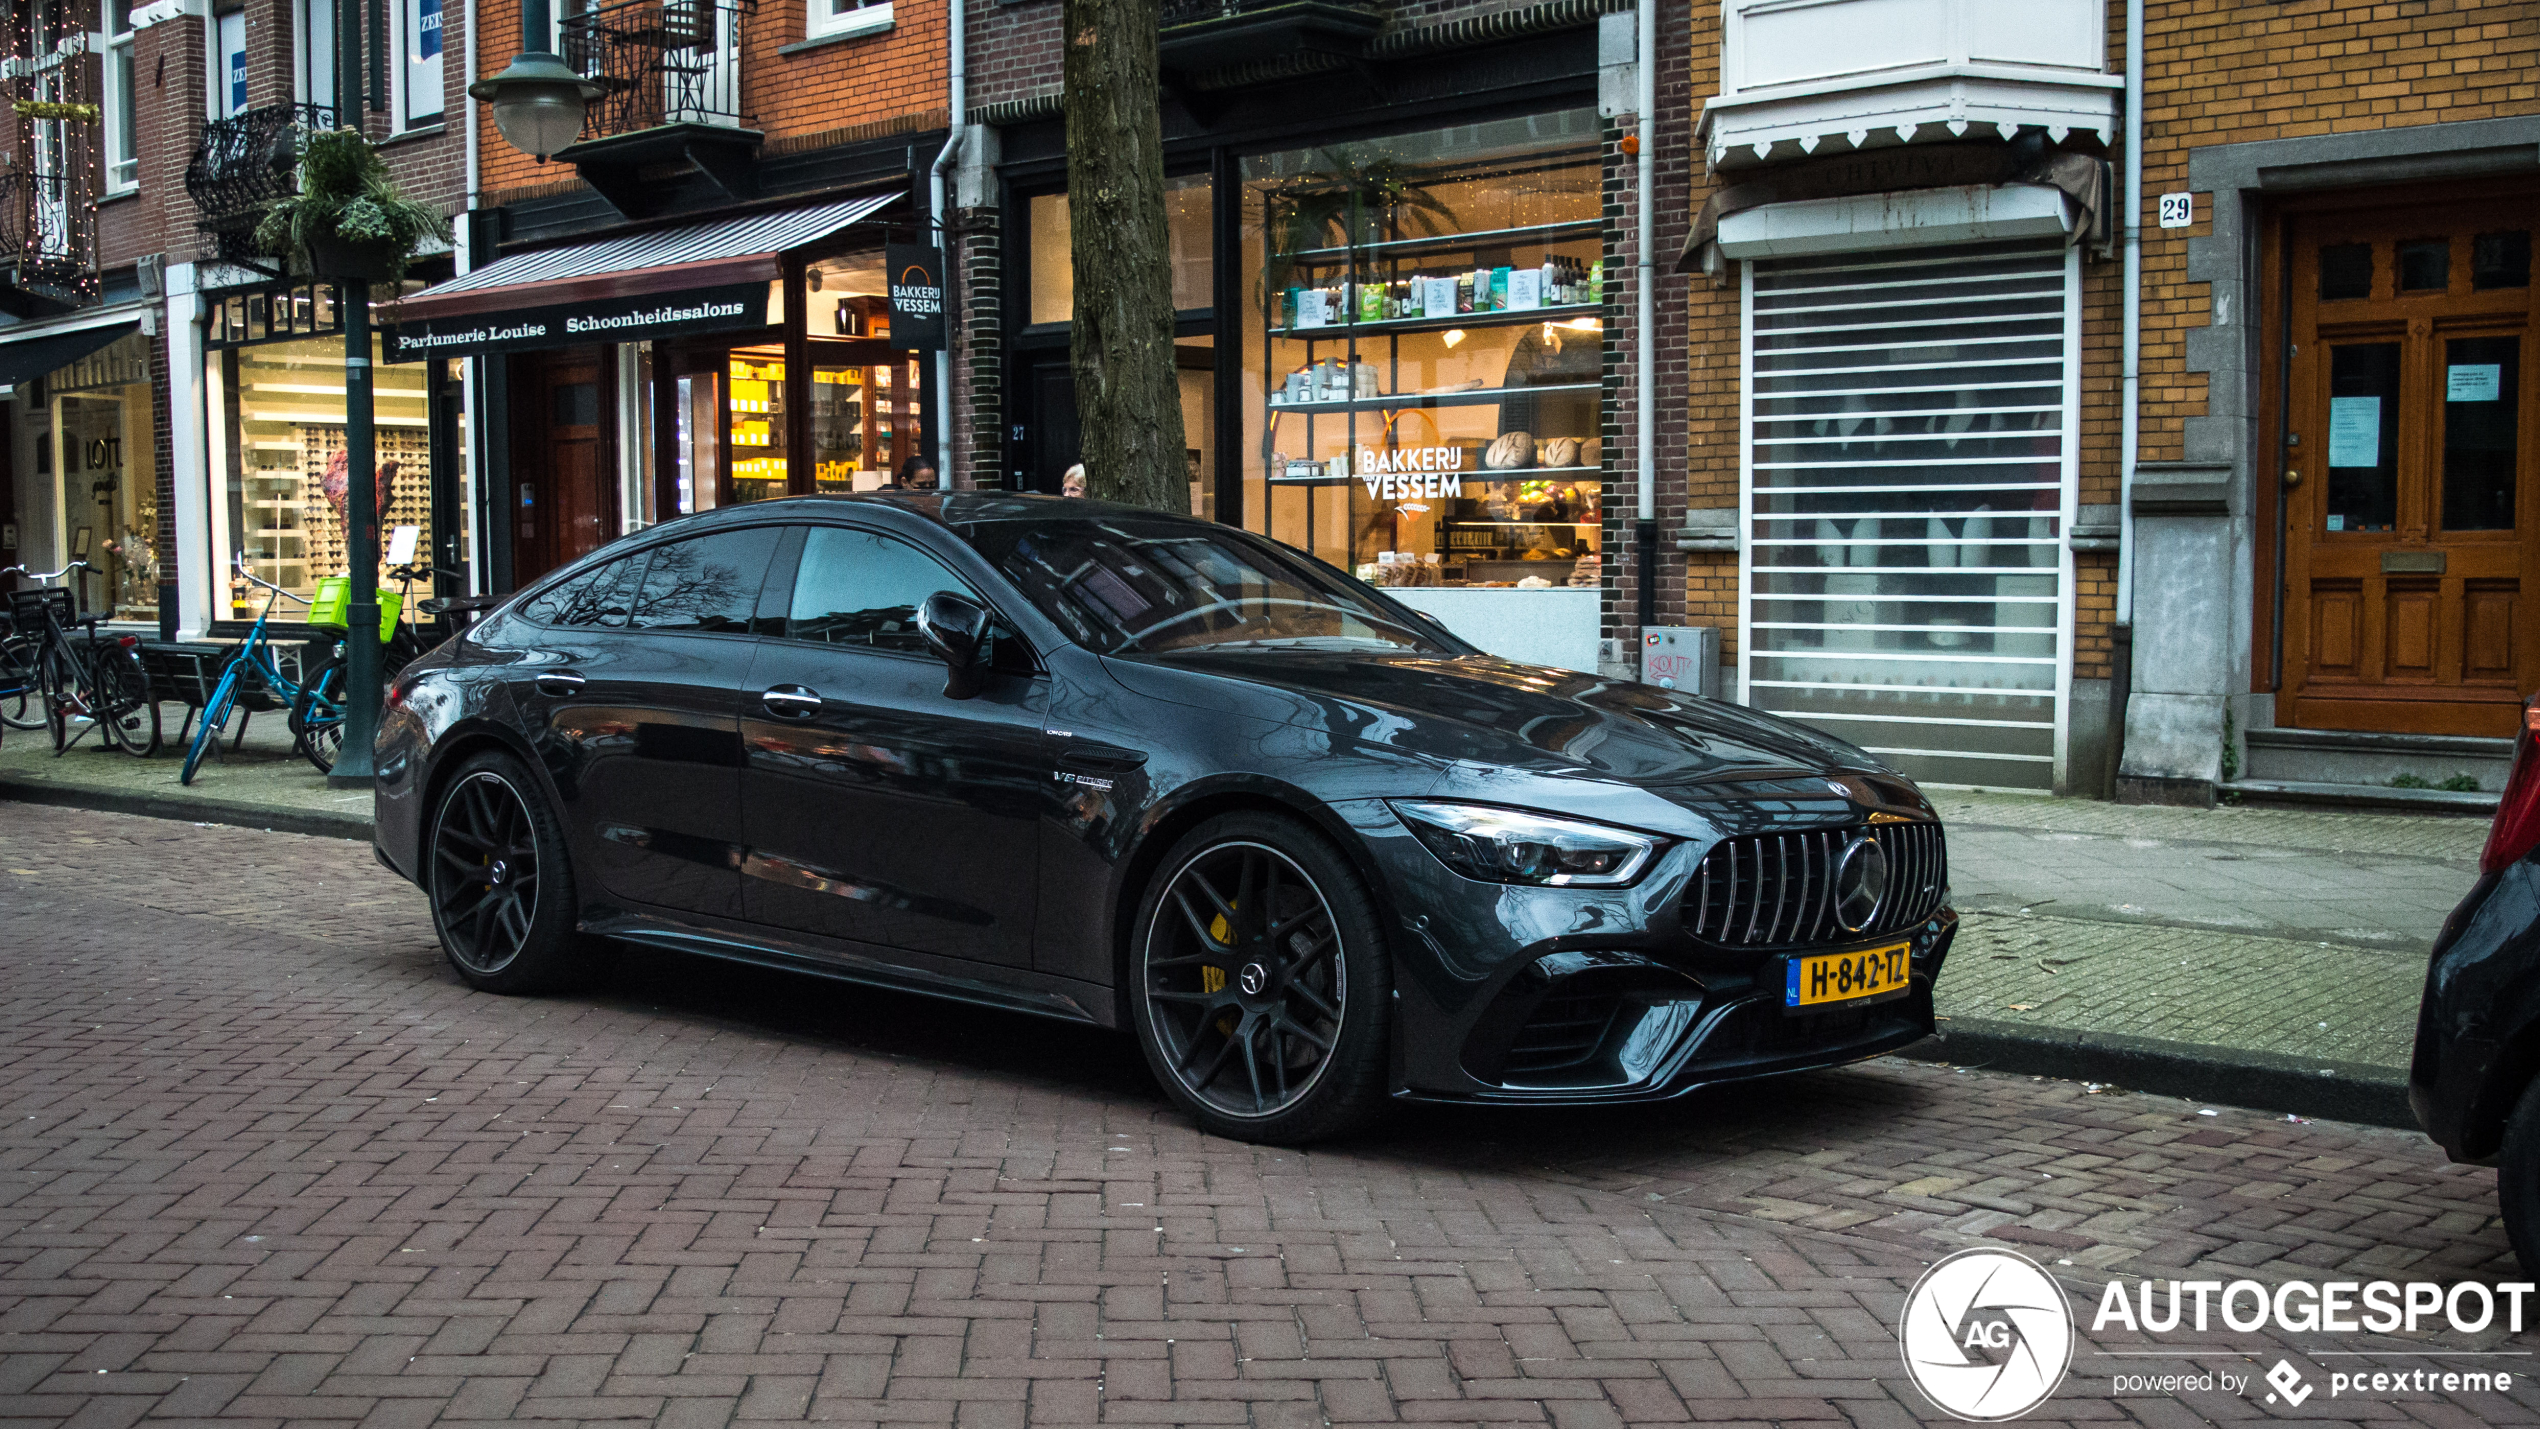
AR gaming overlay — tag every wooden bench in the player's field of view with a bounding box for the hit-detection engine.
[134,640,298,751]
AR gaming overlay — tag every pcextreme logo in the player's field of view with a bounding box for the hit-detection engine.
[1900,1249,2075,1421]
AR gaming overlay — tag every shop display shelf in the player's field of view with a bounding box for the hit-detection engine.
[1269,303,1602,340]
[1281,219,1601,265]
[1267,382,1599,415]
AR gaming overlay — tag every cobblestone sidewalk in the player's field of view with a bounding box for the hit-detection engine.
[0,807,2531,1428]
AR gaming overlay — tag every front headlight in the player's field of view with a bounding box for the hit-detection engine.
[1390,801,1661,887]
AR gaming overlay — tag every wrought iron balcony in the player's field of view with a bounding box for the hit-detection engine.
[561,0,752,138]
[185,103,338,265]
[552,0,760,216]
[0,166,99,313]
[1156,0,1385,79]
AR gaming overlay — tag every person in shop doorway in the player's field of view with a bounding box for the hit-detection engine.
[1061,463,1087,498]
[890,456,938,491]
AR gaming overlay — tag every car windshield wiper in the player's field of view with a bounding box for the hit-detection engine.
[1153,636,1415,654]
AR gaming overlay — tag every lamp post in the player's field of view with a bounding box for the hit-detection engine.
[468,0,601,162]
[327,0,381,788]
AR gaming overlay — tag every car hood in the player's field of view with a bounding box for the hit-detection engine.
[1104,649,1916,828]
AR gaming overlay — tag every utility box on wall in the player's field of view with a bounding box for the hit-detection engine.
[1640,627,1721,697]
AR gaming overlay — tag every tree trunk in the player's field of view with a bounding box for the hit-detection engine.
[1062,0,1186,512]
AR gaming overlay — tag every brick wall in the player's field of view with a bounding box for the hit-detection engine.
[2132,0,2540,470]
[472,0,947,201]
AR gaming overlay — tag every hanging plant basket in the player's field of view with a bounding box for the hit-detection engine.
[307,231,405,282]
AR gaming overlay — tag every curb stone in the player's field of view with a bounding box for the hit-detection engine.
[1898,1015,2415,1130]
[0,774,374,843]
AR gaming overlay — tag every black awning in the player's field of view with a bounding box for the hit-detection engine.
[0,320,139,388]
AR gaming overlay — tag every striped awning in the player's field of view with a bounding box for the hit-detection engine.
[389,192,898,324]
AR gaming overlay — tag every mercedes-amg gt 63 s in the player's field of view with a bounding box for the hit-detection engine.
[374,493,1954,1142]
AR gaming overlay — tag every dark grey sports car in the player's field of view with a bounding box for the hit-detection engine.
[374,493,1954,1142]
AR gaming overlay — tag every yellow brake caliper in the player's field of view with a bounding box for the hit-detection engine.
[1205,909,1235,1035]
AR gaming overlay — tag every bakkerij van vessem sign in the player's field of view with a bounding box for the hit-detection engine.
[885,243,945,351]
[384,284,768,361]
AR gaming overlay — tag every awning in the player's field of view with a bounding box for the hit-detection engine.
[0,319,139,389]
[1675,143,2112,276]
[384,192,897,359]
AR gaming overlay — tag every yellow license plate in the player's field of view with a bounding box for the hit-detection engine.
[1785,943,1912,1011]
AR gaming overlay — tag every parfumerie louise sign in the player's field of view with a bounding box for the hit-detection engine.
[385,283,768,361]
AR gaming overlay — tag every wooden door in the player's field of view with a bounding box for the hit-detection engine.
[510,350,610,586]
[2284,197,2537,737]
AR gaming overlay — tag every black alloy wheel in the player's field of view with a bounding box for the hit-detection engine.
[1129,813,1389,1143]
[427,751,590,994]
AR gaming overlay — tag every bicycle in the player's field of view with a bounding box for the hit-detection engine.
[182,558,332,785]
[293,563,454,775]
[0,602,40,730]
[0,561,159,758]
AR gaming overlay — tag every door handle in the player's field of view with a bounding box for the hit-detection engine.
[535,672,585,697]
[761,684,823,718]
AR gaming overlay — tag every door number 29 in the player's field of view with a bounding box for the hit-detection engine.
[2157,193,2194,229]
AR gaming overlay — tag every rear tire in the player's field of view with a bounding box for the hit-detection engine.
[294,656,346,774]
[426,750,592,994]
[1126,811,1391,1144]
[0,632,41,730]
[2498,1078,2540,1275]
[38,644,76,753]
[98,647,159,758]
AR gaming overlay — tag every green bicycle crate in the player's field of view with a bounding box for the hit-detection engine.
[307,577,402,640]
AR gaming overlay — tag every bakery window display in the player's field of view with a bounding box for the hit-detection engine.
[1241,114,1605,593]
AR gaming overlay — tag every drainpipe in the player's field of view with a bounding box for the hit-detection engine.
[2116,0,2142,626]
[1633,0,1657,637]
[927,0,967,489]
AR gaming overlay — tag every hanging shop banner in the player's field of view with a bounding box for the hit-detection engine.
[885,243,946,351]
[384,283,769,361]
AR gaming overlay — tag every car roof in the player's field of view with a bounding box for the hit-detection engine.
[673,491,1211,532]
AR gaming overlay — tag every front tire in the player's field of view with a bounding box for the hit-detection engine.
[426,750,592,994]
[98,647,159,758]
[1126,812,1390,1144]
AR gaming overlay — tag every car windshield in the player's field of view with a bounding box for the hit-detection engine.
[958,511,1456,658]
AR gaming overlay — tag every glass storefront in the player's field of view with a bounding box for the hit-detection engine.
[1238,111,1604,593]
[41,333,155,623]
[204,284,455,621]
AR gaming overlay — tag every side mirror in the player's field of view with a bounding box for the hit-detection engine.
[917,589,992,700]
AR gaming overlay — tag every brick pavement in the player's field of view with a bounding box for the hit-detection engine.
[1,806,2536,1426]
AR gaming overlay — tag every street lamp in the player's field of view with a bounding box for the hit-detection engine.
[468,0,603,161]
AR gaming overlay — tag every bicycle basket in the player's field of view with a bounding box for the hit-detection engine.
[6,587,74,627]
[307,577,402,641]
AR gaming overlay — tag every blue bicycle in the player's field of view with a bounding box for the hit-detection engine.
[182,559,345,785]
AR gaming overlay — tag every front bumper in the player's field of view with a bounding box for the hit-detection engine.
[1342,803,1955,1106]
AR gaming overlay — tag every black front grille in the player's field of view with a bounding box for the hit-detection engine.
[1685,821,1946,947]
[1501,987,1623,1078]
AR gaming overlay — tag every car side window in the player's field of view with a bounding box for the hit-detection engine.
[628,526,783,634]
[781,526,983,654]
[520,553,646,628]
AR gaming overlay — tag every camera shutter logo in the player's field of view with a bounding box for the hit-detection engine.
[1834,833,1890,932]
[1900,1248,2073,1421]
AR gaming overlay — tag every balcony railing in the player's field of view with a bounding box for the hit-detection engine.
[562,0,751,139]
[187,103,336,225]
[0,166,98,310]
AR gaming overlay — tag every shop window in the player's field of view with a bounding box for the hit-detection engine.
[41,334,155,623]
[205,329,436,620]
[1239,109,1603,587]
[807,0,889,41]
[104,0,136,191]
[1028,176,1216,326]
